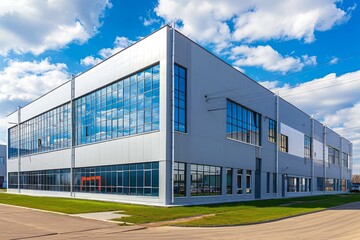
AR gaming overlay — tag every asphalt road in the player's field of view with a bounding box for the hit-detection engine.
[1,201,360,240]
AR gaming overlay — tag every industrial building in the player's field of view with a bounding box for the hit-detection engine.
[7,25,352,206]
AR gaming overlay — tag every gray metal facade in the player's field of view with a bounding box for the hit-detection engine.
[6,26,352,206]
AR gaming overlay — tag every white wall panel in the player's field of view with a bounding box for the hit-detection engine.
[7,81,71,124]
[75,132,162,168]
[313,139,324,161]
[280,123,304,158]
[7,112,17,125]
[20,149,71,171]
[7,159,18,172]
[21,82,71,122]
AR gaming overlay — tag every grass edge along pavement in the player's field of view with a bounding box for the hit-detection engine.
[0,192,359,227]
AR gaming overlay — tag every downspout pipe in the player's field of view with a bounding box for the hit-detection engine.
[70,75,75,197]
[17,106,21,193]
[171,23,176,204]
[311,116,314,194]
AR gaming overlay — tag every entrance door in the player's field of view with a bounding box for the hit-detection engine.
[255,158,261,199]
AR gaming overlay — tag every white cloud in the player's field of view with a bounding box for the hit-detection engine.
[99,36,135,59]
[259,80,289,91]
[155,0,352,73]
[276,70,360,117]
[80,36,135,67]
[232,45,317,73]
[0,58,69,102]
[0,0,112,56]
[80,56,102,67]
[232,0,348,43]
[156,0,350,44]
[0,58,70,147]
[330,57,339,64]
[140,16,161,27]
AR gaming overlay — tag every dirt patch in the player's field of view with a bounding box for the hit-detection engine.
[139,214,216,227]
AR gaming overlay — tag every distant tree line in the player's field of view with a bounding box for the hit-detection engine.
[352,175,360,184]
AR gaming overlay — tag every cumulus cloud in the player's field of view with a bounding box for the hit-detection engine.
[0,58,70,146]
[155,0,352,73]
[232,1,348,43]
[276,70,360,117]
[156,0,350,44]
[99,36,135,59]
[80,56,102,67]
[232,45,317,73]
[80,36,135,66]
[0,58,69,102]
[0,0,112,56]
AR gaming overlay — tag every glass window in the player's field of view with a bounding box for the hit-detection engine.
[287,177,299,192]
[237,169,243,194]
[341,179,346,191]
[266,172,270,193]
[226,100,261,146]
[174,64,187,132]
[280,134,288,153]
[342,152,349,168]
[325,178,334,191]
[8,162,160,197]
[8,169,70,192]
[334,148,340,165]
[74,64,160,147]
[226,168,232,194]
[174,162,186,197]
[273,173,277,193]
[328,146,339,165]
[300,178,306,192]
[317,177,324,191]
[190,163,221,196]
[8,103,71,158]
[268,119,276,143]
[304,135,311,159]
[246,170,252,194]
[74,162,159,196]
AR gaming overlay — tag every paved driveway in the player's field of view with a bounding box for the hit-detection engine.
[1,202,360,239]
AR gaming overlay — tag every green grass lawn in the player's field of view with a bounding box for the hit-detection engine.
[0,192,359,226]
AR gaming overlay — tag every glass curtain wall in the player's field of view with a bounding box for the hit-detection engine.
[8,64,160,158]
[75,64,160,145]
[8,104,71,158]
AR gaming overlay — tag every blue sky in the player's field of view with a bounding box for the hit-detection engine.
[0,0,359,171]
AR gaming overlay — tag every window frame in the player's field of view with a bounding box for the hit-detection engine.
[237,169,243,194]
[304,135,311,159]
[226,168,233,195]
[226,99,261,146]
[268,118,277,143]
[280,134,288,153]
[174,64,187,133]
